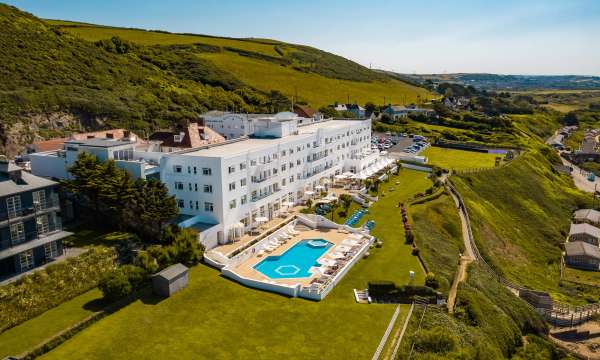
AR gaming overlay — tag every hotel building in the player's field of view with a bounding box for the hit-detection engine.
[160,114,380,249]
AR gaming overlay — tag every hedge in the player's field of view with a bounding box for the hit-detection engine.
[0,247,117,332]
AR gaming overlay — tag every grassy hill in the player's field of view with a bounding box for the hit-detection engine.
[452,150,597,303]
[0,4,431,155]
[47,20,432,108]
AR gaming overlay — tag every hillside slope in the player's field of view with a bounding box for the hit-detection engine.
[48,20,432,108]
[453,151,597,303]
[0,4,431,155]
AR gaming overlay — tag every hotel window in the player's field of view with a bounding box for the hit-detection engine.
[193,166,197,174]
[228,166,235,174]
[250,160,257,166]
[188,166,192,174]
[240,163,246,170]
[19,250,34,271]
[281,164,286,171]
[188,183,192,191]
[281,150,286,156]
[173,165,182,173]
[189,200,193,209]
[36,215,50,235]
[202,167,212,176]
[195,201,199,210]
[240,178,247,187]
[175,182,184,190]
[204,202,214,212]
[282,178,286,186]
[241,195,247,205]
[32,190,47,210]
[229,199,236,209]
[204,185,213,193]
[44,241,59,259]
[10,222,25,245]
[177,199,184,208]
[6,195,21,218]
[194,183,198,192]
[229,182,236,191]
[289,176,294,183]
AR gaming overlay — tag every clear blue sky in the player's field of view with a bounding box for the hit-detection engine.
[5,0,600,75]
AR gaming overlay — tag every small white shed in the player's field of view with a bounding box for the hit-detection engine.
[152,263,189,297]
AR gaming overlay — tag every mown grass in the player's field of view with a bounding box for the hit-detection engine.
[199,52,430,108]
[453,151,596,303]
[39,170,430,360]
[410,194,463,293]
[422,147,500,170]
[0,289,103,358]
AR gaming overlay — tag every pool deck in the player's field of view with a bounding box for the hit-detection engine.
[226,227,362,287]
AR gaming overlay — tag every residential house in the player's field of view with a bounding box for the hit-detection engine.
[0,157,71,278]
[346,104,366,119]
[382,105,436,120]
[564,241,600,271]
[573,209,600,227]
[26,129,141,154]
[443,96,471,111]
[150,121,225,152]
[569,223,600,246]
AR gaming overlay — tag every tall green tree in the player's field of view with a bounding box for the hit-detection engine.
[127,178,178,242]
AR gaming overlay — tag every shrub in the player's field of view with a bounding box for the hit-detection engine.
[425,272,440,289]
[99,270,132,302]
[414,327,457,353]
[120,265,148,289]
[0,247,117,332]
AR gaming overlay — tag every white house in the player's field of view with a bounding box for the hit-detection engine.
[160,117,380,249]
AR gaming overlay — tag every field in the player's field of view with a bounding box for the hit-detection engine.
[48,23,283,56]
[563,266,600,288]
[0,289,102,358]
[34,170,430,359]
[422,147,500,170]
[199,52,430,108]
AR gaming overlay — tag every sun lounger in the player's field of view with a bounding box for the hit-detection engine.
[287,227,301,235]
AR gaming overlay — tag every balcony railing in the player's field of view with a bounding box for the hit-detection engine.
[251,188,281,202]
[1,198,60,222]
[1,223,64,251]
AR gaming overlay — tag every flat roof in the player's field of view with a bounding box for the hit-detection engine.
[0,171,58,197]
[65,138,134,148]
[180,119,366,158]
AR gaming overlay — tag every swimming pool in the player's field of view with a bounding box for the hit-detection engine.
[254,239,333,279]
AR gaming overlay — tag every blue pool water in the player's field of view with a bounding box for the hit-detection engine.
[254,239,333,279]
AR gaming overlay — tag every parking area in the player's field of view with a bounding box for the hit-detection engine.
[372,132,430,155]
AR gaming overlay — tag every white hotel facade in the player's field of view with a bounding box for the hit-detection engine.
[160,114,380,249]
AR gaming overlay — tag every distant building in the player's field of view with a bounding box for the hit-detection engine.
[382,105,435,120]
[293,105,316,119]
[0,157,71,279]
[569,223,600,246]
[443,96,470,110]
[346,104,366,119]
[565,241,600,271]
[573,209,600,226]
[333,104,347,112]
[149,122,225,152]
[26,129,141,154]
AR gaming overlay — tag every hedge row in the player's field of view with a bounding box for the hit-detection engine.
[0,247,117,332]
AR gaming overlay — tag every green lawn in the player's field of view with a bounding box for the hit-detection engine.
[40,170,430,360]
[422,147,501,170]
[62,227,137,248]
[0,289,103,358]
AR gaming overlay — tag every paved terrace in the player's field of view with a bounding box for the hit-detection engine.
[226,226,367,287]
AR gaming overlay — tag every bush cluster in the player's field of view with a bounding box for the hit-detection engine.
[0,247,117,332]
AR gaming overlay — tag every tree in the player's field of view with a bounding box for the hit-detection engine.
[364,102,377,117]
[99,270,132,301]
[339,194,352,215]
[63,152,104,213]
[562,111,579,126]
[319,106,339,119]
[126,178,178,242]
[380,113,394,124]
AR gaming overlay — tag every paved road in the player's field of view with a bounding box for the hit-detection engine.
[561,157,600,193]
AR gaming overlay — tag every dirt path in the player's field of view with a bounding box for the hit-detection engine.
[446,188,474,313]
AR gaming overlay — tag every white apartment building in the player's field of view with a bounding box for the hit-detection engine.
[161,117,379,249]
